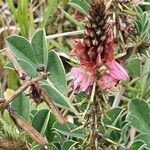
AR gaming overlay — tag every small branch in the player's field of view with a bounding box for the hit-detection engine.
[0,73,48,109]
[46,30,84,40]
[112,87,125,108]
[4,50,26,78]
[8,108,48,146]
[0,48,6,53]
[36,84,67,124]
[128,71,150,86]
[82,81,96,119]
[127,127,136,148]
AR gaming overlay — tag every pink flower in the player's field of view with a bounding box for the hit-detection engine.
[106,60,128,80]
[98,74,117,90]
[70,67,94,92]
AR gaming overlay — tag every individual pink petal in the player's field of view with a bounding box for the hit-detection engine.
[70,68,83,89]
[88,48,96,60]
[98,74,117,90]
[96,53,103,68]
[80,71,94,91]
[70,68,82,78]
[73,73,83,89]
[70,67,94,92]
[70,40,85,57]
[106,60,128,80]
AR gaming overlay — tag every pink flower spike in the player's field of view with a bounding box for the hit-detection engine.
[98,74,117,90]
[70,67,94,92]
[106,60,128,80]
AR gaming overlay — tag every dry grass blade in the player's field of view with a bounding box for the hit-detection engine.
[36,84,67,124]
[8,108,48,146]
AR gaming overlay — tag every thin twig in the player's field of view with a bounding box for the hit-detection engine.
[127,127,136,148]
[46,30,84,40]
[0,48,6,53]
[82,81,96,119]
[8,108,48,146]
[4,50,26,78]
[36,84,67,124]
[112,87,125,108]
[0,73,48,109]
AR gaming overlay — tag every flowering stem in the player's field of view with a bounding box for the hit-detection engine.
[112,87,125,108]
[82,80,96,119]
[46,79,84,123]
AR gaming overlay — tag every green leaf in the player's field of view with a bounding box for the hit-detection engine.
[134,6,143,14]
[69,0,89,14]
[31,145,41,150]
[145,49,150,58]
[41,82,69,109]
[117,145,126,150]
[103,107,124,141]
[141,31,149,40]
[32,109,56,141]
[136,133,150,148]
[47,51,67,93]
[119,122,130,143]
[142,12,149,31]
[4,59,38,78]
[32,109,50,134]
[127,99,150,134]
[135,20,142,34]
[11,93,30,120]
[141,57,150,97]
[129,140,146,150]
[17,59,38,77]
[134,21,140,34]
[143,20,149,34]
[62,140,78,150]
[48,144,58,150]
[53,122,85,139]
[52,131,63,144]
[4,62,15,71]
[126,57,141,78]
[6,70,19,89]
[45,113,56,142]
[31,29,48,68]
[6,0,16,15]
[2,110,15,126]
[6,35,38,66]
[103,107,124,126]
